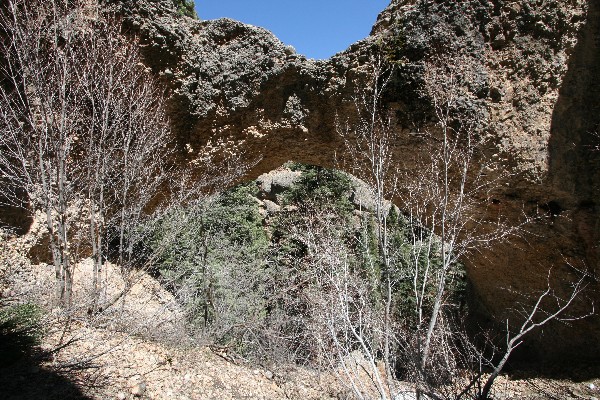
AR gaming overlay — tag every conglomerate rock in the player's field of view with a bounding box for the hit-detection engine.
[97,0,599,364]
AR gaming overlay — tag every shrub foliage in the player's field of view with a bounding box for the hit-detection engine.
[0,303,44,366]
[142,164,467,365]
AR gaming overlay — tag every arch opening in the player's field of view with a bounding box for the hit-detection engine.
[143,161,474,374]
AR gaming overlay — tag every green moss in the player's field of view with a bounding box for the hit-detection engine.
[173,0,197,19]
[378,29,407,67]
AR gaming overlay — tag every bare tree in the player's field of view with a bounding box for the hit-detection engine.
[453,266,594,400]
[329,30,596,398]
[0,0,174,307]
[332,30,590,397]
[280,205,391,399]
[76,17,175,301]
[337,50,401,398]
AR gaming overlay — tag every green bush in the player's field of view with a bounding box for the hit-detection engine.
[381,207,468,328]
[143,183,270,351]
[282,162,354,214]
[142,164,467,365]
[0,303,44,366]
[173,0,197,18]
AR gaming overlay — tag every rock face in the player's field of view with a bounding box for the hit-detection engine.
[107,0,598,364]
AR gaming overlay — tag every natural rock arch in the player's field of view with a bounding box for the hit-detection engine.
[120,0,599,363]
[5,0,596,364]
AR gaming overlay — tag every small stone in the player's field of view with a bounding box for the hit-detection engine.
[590,383,597,390]
[264,370,274,380]
[284,45,295,56]
[262,199,280,214]
[492,33,507,49]
[117,392,127,400]
[131,382,146,397]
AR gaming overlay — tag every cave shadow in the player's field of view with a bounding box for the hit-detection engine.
[0,189,33,236]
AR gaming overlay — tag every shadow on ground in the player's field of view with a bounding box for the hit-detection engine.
[0,317,92,400]
[0,351,93,400]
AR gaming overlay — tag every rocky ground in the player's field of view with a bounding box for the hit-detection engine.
[0,225,347,400]
[1,226,600,400]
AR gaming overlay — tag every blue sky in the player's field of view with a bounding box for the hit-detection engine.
[195,1,391,60]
